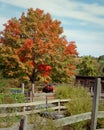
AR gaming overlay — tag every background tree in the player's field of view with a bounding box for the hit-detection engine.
[0,8,78,85]
[97,55,104,76]
[77,56,97,76]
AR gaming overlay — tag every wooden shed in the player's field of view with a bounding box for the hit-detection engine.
[75,75,104,93]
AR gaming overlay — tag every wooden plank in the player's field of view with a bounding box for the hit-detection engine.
[0,105,67,117]
[54,112,92,127]
[0,109,41,117]
[54,111,104,127]
[0,111,104,128]
[91,78,101,130]
[19,115,27,130]
[97,129,104,130]
[98,111,104,118]
[34,92,54,96]
[0,99,70,108]
[23,115,27,130]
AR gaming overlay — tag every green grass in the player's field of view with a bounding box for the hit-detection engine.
[54,84,104,130]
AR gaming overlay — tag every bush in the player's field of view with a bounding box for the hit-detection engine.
[55,84,92,116]
[55,84,104,130]
[0,78,11,93]
[55,83,91,99]
[0,72,20,93]
[55,84,92,130]
[0,116,20,128]
[0,93,25,104]
[0,93,25,128]
[0,93,25,114]
[28,114,61,130]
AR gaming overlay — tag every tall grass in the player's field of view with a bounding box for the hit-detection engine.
[55,84,92,130]
[55,84,104,130]
[28,114,61,130]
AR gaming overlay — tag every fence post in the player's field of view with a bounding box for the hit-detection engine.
[30,84,35,102]
[24,115,27,130]
[21,83,25,111]
[19,115,27,130]
[21,83,25,94]
[30,91,33,102]
[46,95,48,110]
[58,99,61,113]
[32,84,35,94]
[91,78,101,130]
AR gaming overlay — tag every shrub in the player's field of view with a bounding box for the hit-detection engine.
[0,116,20,128]
[55,83,91,99]
[55,84,92,130]
[0,93,25,128]
[55,84,104,130]
[0,93,25,104]
[0,93,25,115]
[28,114,61,130]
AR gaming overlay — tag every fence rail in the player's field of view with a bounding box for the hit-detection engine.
[0,78,104,130]
[0,99,104,130]
[54,111,104,127]
[0,111,104,130]
[0,98,70,117]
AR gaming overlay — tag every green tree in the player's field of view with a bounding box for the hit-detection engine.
[0,8,78,84]
[77,56,97,76]
[97,55,104,76]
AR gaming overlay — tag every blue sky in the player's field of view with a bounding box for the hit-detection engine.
[0,0,104,57]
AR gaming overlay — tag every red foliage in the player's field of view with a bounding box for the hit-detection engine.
[38,64,52,77]
[20,56,26,62]
[25,39,34,49]
[38,64,52,71]
[0,8,78,82]
[27,61,35,67]
[36,8,44,15]
[42,72,50,77]
[0,37,3,43]
[3,19,20,37]
[69,64,76,70]
[65,41,78,55]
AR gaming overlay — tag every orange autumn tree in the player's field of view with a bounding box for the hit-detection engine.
[0,8,78,84]
[50,41,78,83]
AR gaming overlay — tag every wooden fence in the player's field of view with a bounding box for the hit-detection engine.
[0,100,104,130]
[0,78,104,130]
[0,98,70,118]
[54,111,104,127]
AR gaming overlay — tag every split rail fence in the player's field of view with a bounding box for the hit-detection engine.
[0,98,70,118]
[0,78,104,130]
[0,102,104,130]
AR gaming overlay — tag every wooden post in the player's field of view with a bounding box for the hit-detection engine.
[23,115,27,130]
[30,91,33,102]
[91,78,101,130]
[21,83,25,110]
[46,95,48,110]
[19,115,27,130]
[31,84,35,102]
[58,100,61,113]
[91,86,94,95]
[21,83,25,94]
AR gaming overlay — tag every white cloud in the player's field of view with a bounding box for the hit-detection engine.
[0,0,104,57]
[64,29,104,41]
[64,29,104,57]
[0,0,104,26]
[83,3,104,16]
